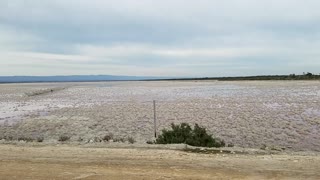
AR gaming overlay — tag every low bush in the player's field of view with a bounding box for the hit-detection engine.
[92,137,102,143]
[156,123,225,148]
[36,136,44,142]
[113,137,125,143]
[128,137,135,144]
[103,133,113,142]
[58,135,70,142]
[146,140,155,144]
[18,136,34,142]
[4,136,14,141]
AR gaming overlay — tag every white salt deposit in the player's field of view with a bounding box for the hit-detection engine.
[0,81,320,151]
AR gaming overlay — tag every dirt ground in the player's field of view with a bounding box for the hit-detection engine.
[0,145,319,179]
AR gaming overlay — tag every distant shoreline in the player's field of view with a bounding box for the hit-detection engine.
[0,80,139,84]
[149,75,320,82]
[0,74,319,84]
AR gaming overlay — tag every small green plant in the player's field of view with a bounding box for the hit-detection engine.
[58,135,70,142]
[128,137,135,144]
[156,123,225,148]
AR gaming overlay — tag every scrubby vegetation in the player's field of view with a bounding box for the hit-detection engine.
[103,133,113,142]
[58,135,70,142]
[154,72,320,81]
[146,140,154,144]
[156,123,225,148]
[36,136,44,142]
[128,137,135,144]
[0,134,44,143]
[17,136,34,142]
[113,137,125,143]
[1,136,14,141]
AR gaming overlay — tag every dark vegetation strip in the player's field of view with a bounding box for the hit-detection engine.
[146,73,320,81]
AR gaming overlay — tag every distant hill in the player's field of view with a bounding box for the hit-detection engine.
[0,75,165,83]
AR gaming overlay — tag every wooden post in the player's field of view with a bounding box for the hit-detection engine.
[153,100,157,138]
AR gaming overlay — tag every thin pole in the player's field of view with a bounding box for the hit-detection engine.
[153,100,157,138]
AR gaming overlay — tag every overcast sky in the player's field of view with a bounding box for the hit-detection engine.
[1,0,320,77]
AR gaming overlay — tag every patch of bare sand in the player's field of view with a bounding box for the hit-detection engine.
[0,144,319,179]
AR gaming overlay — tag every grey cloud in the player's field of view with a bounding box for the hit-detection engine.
[1,0,320,76]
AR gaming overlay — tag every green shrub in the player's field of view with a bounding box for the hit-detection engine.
[156,123,192,144]
[156,123,225,148]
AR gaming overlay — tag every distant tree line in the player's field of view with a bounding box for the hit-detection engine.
[216,72,320,81]
[151,72,320,81]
